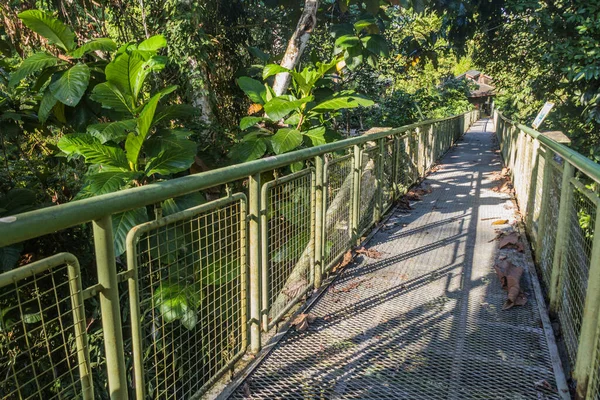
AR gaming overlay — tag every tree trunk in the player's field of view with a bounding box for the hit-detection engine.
[272,0,319,96]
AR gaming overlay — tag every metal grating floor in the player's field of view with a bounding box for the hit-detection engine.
[228,119,567,399]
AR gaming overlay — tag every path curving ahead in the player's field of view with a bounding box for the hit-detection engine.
[227,119,569,399]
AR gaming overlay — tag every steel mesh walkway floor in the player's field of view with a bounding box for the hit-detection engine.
[229,119,566,399]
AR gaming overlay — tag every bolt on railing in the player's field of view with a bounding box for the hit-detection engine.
[0,110,479,399]
[493,110,600,400]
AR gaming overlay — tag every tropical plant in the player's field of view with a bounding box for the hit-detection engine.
[9,10,117,124]
[57,35,198,255]
[230,59,374,166]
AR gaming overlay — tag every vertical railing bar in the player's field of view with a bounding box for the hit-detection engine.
[374,139,384,223]
[248,173,261,352]
[126,234,144,400]
[314,156,325,288]
[575,203,600,399]
[93,216,128,400]
[260,178,269,332]
[549,161,575,312]
[351,145,361,243]
[66,256,94,400]
[239,197,249,350]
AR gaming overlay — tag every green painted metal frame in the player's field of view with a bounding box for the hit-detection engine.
[125,194,248,399]
[0,253,94,400]
[495,110,600,400]
[260,168,315,331]
[0,110,479,398]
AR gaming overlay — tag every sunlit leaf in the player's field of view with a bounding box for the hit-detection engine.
[49,63,90,107]
[270,128,303,154]
[9,52,59,87]
[18,10,75,52]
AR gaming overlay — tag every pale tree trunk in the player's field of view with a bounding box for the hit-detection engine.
[272,0,319,96]
[188,57,216,126]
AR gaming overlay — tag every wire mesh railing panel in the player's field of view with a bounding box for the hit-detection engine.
[382,138,395,211]
[396,136,415,192]
[262,170,314,329]
[0,254,93,400]
[530,146,546,243]
[324,155,354,272]
[127,195,247,399]
[558,182,597,365]
[539,161,563,289]
[359,145,380,236]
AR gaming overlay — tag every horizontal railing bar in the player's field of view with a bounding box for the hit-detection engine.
[498,114,600,184]
[0,115,464,248]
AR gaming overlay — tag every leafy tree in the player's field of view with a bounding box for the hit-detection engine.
[230,60,374,165]
[10,10,117,124]
[57,35,198,255]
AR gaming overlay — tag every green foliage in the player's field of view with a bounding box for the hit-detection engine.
[230,60,374,163]
[56,36,197,255]
[11,10,117,123]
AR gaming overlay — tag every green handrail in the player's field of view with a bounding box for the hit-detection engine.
[0,115,467,248]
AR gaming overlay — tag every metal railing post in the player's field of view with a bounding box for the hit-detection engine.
[93,216,128,400]
[374,139,384,223]
[392,135,400,199]
[351,145,361,242]
[549,161,575,312]
[249,173,261,352]
[314,155,325,288]
[575,208,600,399]
[535,147,554,261]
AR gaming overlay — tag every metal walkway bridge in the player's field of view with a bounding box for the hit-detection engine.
[2,110,600,400]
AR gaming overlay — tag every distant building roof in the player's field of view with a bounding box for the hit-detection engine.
[455,70,495,98]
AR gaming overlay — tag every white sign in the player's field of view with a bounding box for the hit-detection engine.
[532,102,555,130]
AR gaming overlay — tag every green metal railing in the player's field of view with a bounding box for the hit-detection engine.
[0,110,478,399]
[493,110,600,400]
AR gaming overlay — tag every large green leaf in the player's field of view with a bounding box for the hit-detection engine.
[152,282,200,330]
[0,189,36,215]
[344,46,363,71]
[239,116,264,130]
[228,138,267,163]
[86,171,138,195]
[138,34,167,52]
[199,257,240,286]
[162,192,206,216]
[58,133,129,170]
[49,63,90,107]
[125,132,144,169]
[263,64,290,80]
[9,52,59,87]
[264,96,313,121]
[18,10,75,52]
[87,119,137,143]
[0,245,23,272]
[69,38,117,58]
[237,77,266,104]
[354,19,379,34]
[90,82,134,113]
[361,34,390,57]
[38,89,57,123]
[145,138,197,176]
[335,35,361,50]
[137,93,162,138]
[112,207,148,256]
[312,91,374,113]
[154,104,197,124]
[303,126,327,146]
[270,128,303,154]
[131,56,168,100]
[105,50,167,103]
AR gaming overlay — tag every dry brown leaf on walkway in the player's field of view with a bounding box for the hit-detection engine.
[498,232,524,252]
[493,260,528,310]
[492,219,509,225]
[291,313,317,332]
[331,280,364,294]
[332,251,353,273]
[397,197,412,210]
[356,247,383,259]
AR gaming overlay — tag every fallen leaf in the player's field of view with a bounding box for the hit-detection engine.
[243,383,251,397]
[492,219,509,225]
[398,197,412,210]
[291,313,317,332]
[493,260,528,310]
[356,247,383,259]
[332,281,362,293]
[332,251,353,273]
[498,232,520,249]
